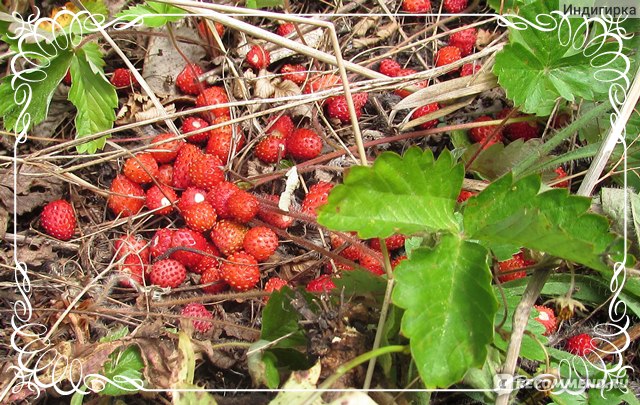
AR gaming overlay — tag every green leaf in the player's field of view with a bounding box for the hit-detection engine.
[246,0,284,8]
[462,139,548,181]
[0,48,73,133]
[68,43,117,154]
[392,234,498,388]
[99,326,129,342]
[116,1,187,28]
[247,340,280,389]
[487,0,537,12]
[100,345,144,396]
[493,1,626,116]
[463,173,622,274]
[493,294,548,362]
[332,268,387,298]
[318,148,463,238]
[260,287,307,349]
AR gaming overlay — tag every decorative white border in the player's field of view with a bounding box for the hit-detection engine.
[2,4,634,402]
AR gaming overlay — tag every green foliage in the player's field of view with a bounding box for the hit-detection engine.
[392,234,498,387]
[99,345,144,396]
[248,340,280,389]
[332,268,386,298]
[318,148,463,238]
[117,1,187,28]
[261,287,307,349]
[493,294,548,361]
[246,0,285,8]
[462,139,547,181]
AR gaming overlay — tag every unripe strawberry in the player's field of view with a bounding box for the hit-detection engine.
[40,199,76,241]
[221,251,260,291]
[181,303,214,333]
[149,259,186,288]
[243,226,278,262]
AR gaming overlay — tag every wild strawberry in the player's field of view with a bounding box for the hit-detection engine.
[110,68,138,89]
[195,86,231,121]
[566,333,596,356]
[188,153,225,191]
[469,116,504,147]
[170,228,208,268]
[359,253,385,275]
[436,46,462,68]
[370,234,406,251]
[114,234,149,287]
[181,117,210,144]
[150,228,174,259]
[280,64,307,85]
[62,70,72,86]
[276,23,295,37]
[116,255,147,287]
[306,275,336,292]
[145,185,178,215]
[391,255,408,269]
[176,64,204,95]
[303,74,341,94]
[149,259,187,288]
[553,167,569,188]
[411,103,440,129]
[379,59,401,77]
[172,144,203,189]
[264,277,287,302]
[402,0,431,12]
[326,93,368,123]
[200,265,226,293]
[211,220,248,256]
[497,108,541,141]
[157,164,174,185]
[457,190,476,203]
[443,0,468,13]
[534,305,557,336]
[108,175,145,217]
[123,152,159,184]
[243,226,278,262]
[198,20,225,39]
[394,68,428,98]
[206,116,245,164]
[497,252,527,283]
[266,114,295,138]
[149,133,184,164]
[192,243,221,275]
[227,190,259,224]
[286,128,323,161]
[182,201,217,232]
[255,135,286,164]
[181,303,214,333]
[246,45,270,70]
[330,233,363,261]
[206,181,240,220]
[221,251,260,291]
[460,63,481,77]
[449,28,476,56]
[178,187,207,212]
[301,181,333,217]
[40,199,76,241]
[258,194,295,229]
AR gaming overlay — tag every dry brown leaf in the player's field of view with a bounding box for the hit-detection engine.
[273,79,301,99]
[353,16,380,37]
[0,165,65,216]
[255,70,275,99]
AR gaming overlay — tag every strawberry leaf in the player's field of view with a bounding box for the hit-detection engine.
[317,148,463,238]
[463,173,624,274]
[68,43,117,154]
[261,287,307,349]
[392,233,498,388]
[117,1,187,28]
[462,138,548,181]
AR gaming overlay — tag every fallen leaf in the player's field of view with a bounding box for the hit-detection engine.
[0,165,65,216]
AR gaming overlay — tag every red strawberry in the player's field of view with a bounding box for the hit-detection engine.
[110,68,138,89]
[114,234,149,287]
[391,255,408,270]
[276,23,295,37]
[227,190,259,224]
[370,234,406,251]
[256,135,287,164]
[306,275,336,292]
[40,199,76,241]
[195,86,231,121]
[443,0,468,13]
[170,228,208,268]
[176,63,204,95]
[221,251,260,291]
[457,190,476,203]
[264,277,288,302]
[303,74,340,94]
[198,20,225,39]
[449,28,476,56]
[145,185,178,215]
[149,133,184,164]
[330,233,363,261]
[436,46,462,68]
[243,226,278,262]
[286,128,323,161]
[280,64,307,85]
[402,0,431,12]
[553,167,569,188]
[266,115,295,138]
[258,194,295,229]
[150,228,174,259]
[301,181,333,217]
[497,108,541,141]
[469,116,504,147]
[460,63,481,77]
[566,333,596,356]
[123,152,159,184]
[172,144,203,189]
[411,103,440,129]
[182,201,217,232]
[211,220,248,256]
[117,255,147,287]
[497,252,527,283]
[394,68,428,98]
[200,265,226,293]
[206,181,240,220]
[192,243,221,275]
[246,45,270,70]
[149,259,186,288]
[534,305,557,336]
[326,93,368,123]
[206,116,245,164]
[379,59,401,77]
[157,164,174,185]
[181,303,214,333]
[359,253,385,275]
[188,153,225,191]
[178,187,207,212]
[181,117,210,144]
[108,175,145,217]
